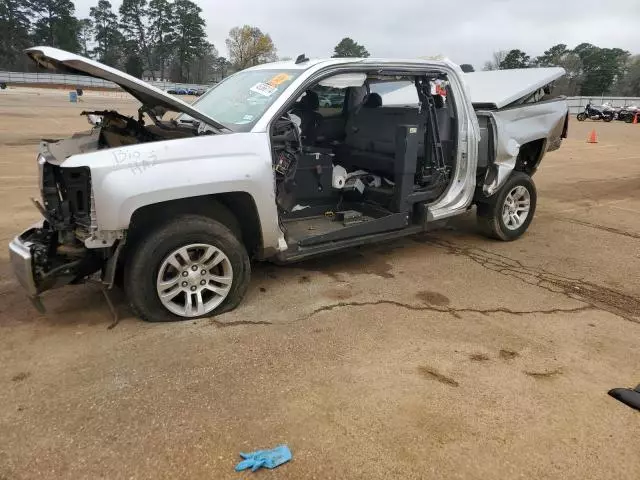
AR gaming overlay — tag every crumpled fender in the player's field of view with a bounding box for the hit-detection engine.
[483,98,568,196]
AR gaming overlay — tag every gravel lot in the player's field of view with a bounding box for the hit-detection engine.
[1,90,639,479]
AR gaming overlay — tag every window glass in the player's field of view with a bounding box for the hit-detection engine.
[311,85,346,117]
[189,69,302,131]
[370,81,419,107]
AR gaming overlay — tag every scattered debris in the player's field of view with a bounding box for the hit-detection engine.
[415,290,450,306]
[608,385,640,411]
[417,366,459,387]
[469,353,490,362]
[525,368,562,379]
[499,349,519,360]
[235,444,292,472]
[12,372,30,382]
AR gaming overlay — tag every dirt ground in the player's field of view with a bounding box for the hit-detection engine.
[1,90,639,480]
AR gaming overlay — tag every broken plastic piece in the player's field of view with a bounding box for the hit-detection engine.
[235,445,292,472]
[608,385,640,411]
[291,204,310,212]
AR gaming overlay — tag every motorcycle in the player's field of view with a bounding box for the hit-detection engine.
[618,105,639,123]
[576,103,614,122]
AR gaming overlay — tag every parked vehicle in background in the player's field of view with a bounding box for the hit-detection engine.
[319,93,343,107]
[195,88,207,96]
[618,105,639,122]
[576,102,614,122]
[167,87,188,95]
[10,47,568,322]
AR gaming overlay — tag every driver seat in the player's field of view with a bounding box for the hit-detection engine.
[292,90,323,144]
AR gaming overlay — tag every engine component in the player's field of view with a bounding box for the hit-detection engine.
[275,150,296,176]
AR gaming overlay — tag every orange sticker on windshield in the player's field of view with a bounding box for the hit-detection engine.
[268,73,292,87]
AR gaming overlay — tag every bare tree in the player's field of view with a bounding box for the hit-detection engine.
[483,51,507,71]
[226,25,277,70]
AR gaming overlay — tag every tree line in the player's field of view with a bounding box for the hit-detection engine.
[2,2,637,96]
[481,44,640,97]
[0,0,373,84]
[0,0,280,83]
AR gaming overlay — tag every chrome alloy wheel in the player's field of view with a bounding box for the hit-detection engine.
[156,243,233,317]
[502,185,531,231]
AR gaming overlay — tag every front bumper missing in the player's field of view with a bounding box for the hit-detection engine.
[8,223,43,297]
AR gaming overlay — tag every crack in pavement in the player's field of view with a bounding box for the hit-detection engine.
[552,216,640,240]
[304,300,594,320]
[417,237,640,324]
[208,319,273,328]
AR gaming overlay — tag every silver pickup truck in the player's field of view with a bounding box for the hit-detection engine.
[9,47,568,322]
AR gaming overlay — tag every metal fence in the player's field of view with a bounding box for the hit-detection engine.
[0,71,210,92]
[567,96,640,114]
[2,72,640,114]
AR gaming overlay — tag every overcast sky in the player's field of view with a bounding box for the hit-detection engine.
[75,0,640,68]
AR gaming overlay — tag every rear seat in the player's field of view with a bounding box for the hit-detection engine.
[342,105,425,175]
[339,94,455,177]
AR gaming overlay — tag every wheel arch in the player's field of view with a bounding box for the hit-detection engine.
[515,138,547,176]
[125,193,263,260]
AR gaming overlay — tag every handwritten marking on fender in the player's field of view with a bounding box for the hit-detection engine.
[112,150,158,175]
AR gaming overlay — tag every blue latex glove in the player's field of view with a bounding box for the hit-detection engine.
[235,444,292,472]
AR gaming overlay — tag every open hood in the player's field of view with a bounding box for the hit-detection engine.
[463,67,565,109]
[26,46,227,131]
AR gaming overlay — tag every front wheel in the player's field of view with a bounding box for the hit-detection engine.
[477,172,537,241]
[576,112,586,121]
[603,114,614,123]
[125,215,251,322]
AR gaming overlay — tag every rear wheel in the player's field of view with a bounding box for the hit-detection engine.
[576,112,586,121]
[477,172,537,241]
[125,215,250,322]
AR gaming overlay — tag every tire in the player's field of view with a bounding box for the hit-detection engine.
[626,116,635,124]
[477,172,537,241]
[576,112,586,121]
[124,215,251,322]
[603,114,614,123]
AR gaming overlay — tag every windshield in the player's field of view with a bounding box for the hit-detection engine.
[190,69,302,132]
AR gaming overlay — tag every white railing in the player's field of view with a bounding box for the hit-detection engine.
[567,96,640,114]
[0,70,210,91]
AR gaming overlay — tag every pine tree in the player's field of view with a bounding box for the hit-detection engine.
[30,0,81,52]
[172,0,207,82]
[148,0,175,81]
[90,0,124,67]
[0,0,32,69]
[332,38,369,58]
[119,0,151,74]
[78,18,93,57]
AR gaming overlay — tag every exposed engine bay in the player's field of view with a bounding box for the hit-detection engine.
[24,108,207,296]
[81,109,201,149]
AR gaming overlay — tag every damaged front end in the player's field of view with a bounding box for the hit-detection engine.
[9,141,122,307]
